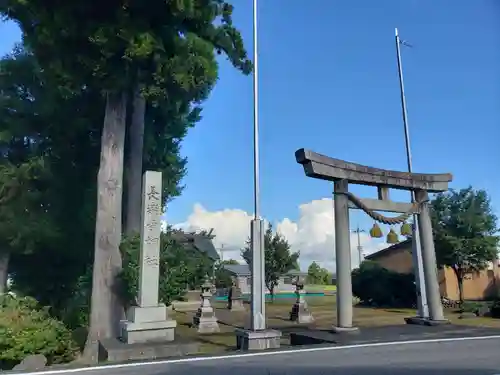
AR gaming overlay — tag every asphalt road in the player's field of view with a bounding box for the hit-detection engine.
[39,337,500,375]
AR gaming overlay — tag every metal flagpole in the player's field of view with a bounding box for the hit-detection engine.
[352,226,365,266]
[250,0,265,331]
[394,27,429,319]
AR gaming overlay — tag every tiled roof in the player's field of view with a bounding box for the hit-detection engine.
[171,232,220,261]
[222,264,251,276]
[364,239,412,261]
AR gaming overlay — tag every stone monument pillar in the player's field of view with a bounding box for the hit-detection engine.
[228,277,245,312]
[290,276,314,324]
[120,171,177,344]
[193,275,220,333]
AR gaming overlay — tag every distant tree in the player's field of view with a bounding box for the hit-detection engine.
[119,229,214,308]
[307,261,330,285]
[352,261,416,307]
[430,187,499,304]
[214,259,239,289]
[221,259,240,265]
[241,224,299,300]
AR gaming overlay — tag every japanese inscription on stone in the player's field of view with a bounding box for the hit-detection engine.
[138,171,163,307]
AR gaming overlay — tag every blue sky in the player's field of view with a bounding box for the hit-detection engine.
[1,0,499,239]
[173,0,500,228]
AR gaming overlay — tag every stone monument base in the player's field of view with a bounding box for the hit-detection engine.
[120,304,177,344]
[193,308,220,333]
[289,303,314,324]
[120,319,177,344]
[235,329,282,351]
[98,337,199,363]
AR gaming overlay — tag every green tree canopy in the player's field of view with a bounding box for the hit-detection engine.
[214,259,241,288]
[430,187,499,303]
[1,0,251,360]
[221,259,240,265]
[307,261,330,285]
[241,224,299,298]
[0,47,196,312]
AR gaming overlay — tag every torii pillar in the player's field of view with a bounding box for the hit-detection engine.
[295,148,452,330]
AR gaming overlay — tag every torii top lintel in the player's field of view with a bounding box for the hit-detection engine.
[295,148,453,193]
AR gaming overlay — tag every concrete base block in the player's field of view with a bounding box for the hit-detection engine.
[126,304,168,323]
[193,305,220,333]
[12,354,47,371]
[120,319,177,344]
[193,306,220,333]
[290,303,314,324]
[98,337,199,363]
[235,329,282,351]
[405,316,450,326]
[194,317,220,333]
[332,325,359,333]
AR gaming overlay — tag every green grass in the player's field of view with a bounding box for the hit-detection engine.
[133,296,500,357]
[306,284,337,292]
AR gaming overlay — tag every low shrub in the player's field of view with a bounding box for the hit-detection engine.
[0,295,79,370]
[460,300,490,315]
[490,300,500,318]
[58,267,92,330]
[352,261,416,308]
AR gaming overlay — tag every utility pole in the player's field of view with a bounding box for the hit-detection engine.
[352,226,365,266]
[216,244,241,263]
[218,244,227,263]
[394,27,429,319]
[214,244,232,283]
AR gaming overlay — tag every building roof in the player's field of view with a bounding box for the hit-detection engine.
[221,264,307,277]
[364,239,412,261]
[171,231,220,261]
[222,264,251,276]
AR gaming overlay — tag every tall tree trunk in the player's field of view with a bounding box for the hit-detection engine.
[124,85,146,235]
[457,277,464,305]
[453,267,465,310]
[0,251,10,294]
[83,91,127,363]
[268,284,275,303]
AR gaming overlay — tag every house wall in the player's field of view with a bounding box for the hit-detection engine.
[441,266,500,301]
[371,247,414,274]
[236,276,298,294]
[368,243,500,301]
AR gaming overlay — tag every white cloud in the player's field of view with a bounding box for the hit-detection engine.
[168,198,390,272]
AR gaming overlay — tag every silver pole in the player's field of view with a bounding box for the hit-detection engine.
[352,227,365,266]
[394,27,429,319]
[250,0,265,331]
[252,0,260,219]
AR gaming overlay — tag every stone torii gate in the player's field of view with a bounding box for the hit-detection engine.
[295,148,453,330]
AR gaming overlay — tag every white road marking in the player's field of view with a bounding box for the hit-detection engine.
[16,335,500,375]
